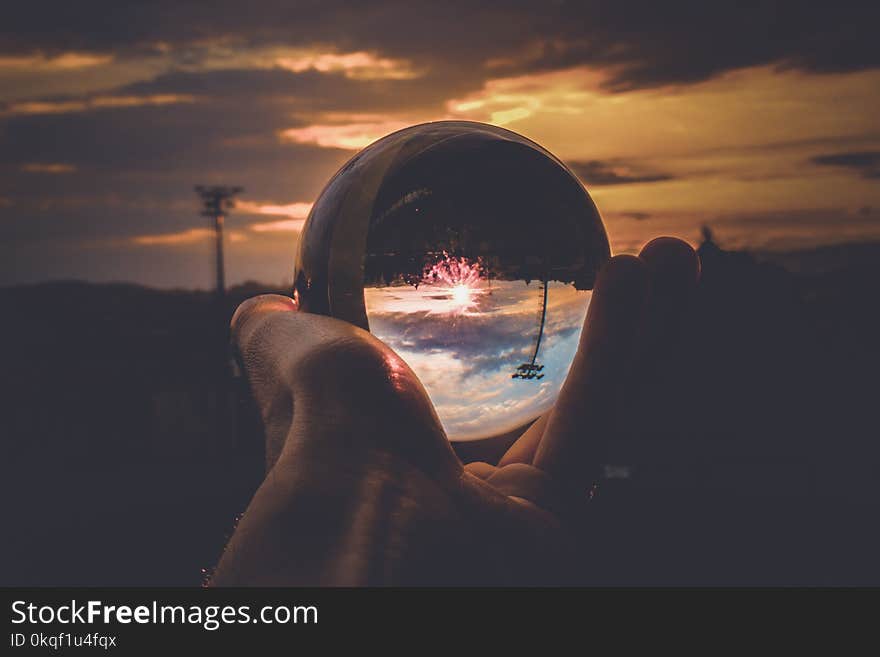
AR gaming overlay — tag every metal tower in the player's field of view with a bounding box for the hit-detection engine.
[195,185,243,298]
[512,279,548,380]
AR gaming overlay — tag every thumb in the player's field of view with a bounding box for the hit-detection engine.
[231,294,462,481]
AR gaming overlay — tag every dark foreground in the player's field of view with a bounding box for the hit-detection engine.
[1,240,879,585]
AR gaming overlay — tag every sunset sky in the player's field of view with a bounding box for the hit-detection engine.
[366,280,590,440]
[2,1,878,288]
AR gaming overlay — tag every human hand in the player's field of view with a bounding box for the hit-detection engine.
[210,237,700,585]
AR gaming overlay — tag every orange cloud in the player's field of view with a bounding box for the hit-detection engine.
[21,163,77,174]
[275,51,420,80]
[132,228,213,246]
[249,219,307,232]
[236,200,312,219]
[166,44,422,80]
[236,200,312,232]
[132,227,249,246]
[251,219,306,233]
[280,119,411,150]
[4,94,195,116]
[446,67,599,127]
[0,52,114,71]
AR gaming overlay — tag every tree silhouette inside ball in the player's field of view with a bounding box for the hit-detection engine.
[293,121,610,441]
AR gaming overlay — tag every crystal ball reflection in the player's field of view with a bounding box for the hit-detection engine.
[293,121,610,441]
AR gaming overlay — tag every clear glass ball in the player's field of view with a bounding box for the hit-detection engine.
[293,121,610,441]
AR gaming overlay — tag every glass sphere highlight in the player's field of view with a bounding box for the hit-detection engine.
[293,121,610,441]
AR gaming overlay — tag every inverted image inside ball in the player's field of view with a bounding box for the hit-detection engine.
[294,121,610,442]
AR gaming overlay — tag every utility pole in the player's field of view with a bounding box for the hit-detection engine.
[194,186,243,459]
[195,185,243,299]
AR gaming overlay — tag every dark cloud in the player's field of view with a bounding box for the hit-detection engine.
[567,160,673,186]
[2,2,878,91]
[0,93,349,187]
[119,66,472,114]
[528,1,880,90]
[810,151,880,179]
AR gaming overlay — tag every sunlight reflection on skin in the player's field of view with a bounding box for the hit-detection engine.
[365,278,590,441]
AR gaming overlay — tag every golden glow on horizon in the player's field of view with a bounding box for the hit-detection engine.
[447,65,880,161]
